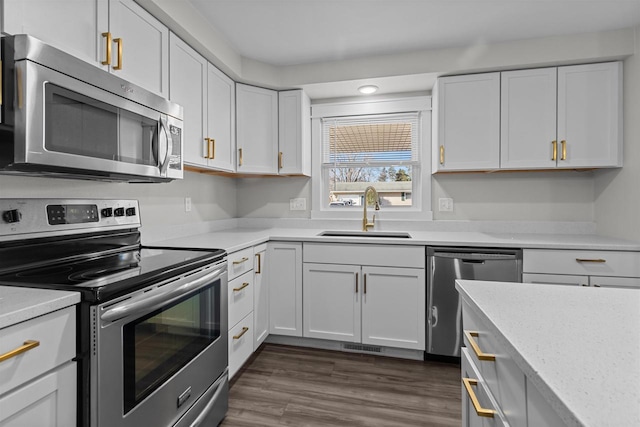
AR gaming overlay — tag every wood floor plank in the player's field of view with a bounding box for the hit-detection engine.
[221,343,461,426]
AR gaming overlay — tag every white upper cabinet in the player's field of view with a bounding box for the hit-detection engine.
[501,67,558,169]
[433,72,501,172]
[236,83,279,174]
[2,0,169,97]
[557,62,622,168]
[206,63,236,172]
[2,0,108,67]
[169,33,235,172]
[278,90,311,176]
[108,0,169,97]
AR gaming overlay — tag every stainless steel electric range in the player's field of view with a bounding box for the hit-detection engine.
[0,199,228,427]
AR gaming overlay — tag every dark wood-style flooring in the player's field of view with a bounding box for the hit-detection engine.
[220,344,461,426]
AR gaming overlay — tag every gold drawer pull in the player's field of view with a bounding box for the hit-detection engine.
[576,258,606,263]
[0,340,40,363]
[233,282,250,292]
[232,257,249,265]
[464,331,495,361]
[233,327,249,340]
[463,378,496,418]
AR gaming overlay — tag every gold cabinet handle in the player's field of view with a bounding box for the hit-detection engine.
[462,378,496,418]
[233,327,249,340]
[232,257,249,265]
[355,272,359,293]
[101,32,112,65]
[255,253,261,274]
[364,273,367,294]
[560,140,567,161]
[113,38,123,70]
[576,258,606,263]
[278,151,283,169]
[464,331,496,361]
[238,148,243,166]
[233,282,250,292]
[204,138,211,159]
[210,138,215,159]
[439,145,445,165]
[552,140,557,161]
[0,340,40,363]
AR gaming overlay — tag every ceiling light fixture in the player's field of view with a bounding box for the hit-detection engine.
[358,85,378,94]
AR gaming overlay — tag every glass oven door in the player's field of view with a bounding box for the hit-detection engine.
[94,261,228,427]
[122,283,219,413]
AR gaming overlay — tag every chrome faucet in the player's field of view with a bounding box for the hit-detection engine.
[362,186,380,232]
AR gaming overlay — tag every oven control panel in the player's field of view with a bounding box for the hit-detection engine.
[0,199,141,241]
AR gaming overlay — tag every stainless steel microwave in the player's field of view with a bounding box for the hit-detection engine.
[0,35,183,182]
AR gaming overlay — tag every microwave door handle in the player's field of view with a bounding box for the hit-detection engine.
[159,116,172,176]
[100,265,225,322]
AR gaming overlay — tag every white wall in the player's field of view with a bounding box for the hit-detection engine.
[236,176,310,218]
[0,171,237,227]
[594,26,640,241]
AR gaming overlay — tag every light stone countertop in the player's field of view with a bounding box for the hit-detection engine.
[150,226,640,254]
[0,286,80,329]
[456,280,640,427]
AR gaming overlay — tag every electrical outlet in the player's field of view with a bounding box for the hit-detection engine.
[438,198,453,212]
[185,197,192,212]
[289,198,306,211]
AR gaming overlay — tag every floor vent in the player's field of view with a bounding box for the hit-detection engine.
[342,343,383,353]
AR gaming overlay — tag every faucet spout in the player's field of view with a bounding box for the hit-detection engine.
[362,186,379,232]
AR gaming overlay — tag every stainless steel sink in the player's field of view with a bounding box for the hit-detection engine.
[318,231,412,238]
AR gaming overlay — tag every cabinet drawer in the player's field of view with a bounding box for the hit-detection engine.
[461,348,509,427]
[228,247,254,279]
[462,303,526,427]
[524,249,640,277]
[228,312,254,379]
[304,243,424,268]
[228,271,254,328]
[0,307,76,396]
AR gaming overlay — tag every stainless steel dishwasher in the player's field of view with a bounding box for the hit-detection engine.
[426,247,522,358]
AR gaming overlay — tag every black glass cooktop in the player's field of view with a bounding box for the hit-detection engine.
[0,246,225,302]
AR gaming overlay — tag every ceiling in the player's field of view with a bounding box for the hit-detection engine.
[187,0,640,98]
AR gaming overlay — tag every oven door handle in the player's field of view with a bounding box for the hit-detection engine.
[101,264,226,322]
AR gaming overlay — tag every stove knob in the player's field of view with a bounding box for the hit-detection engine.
[101,208,113,218]
[2,209,22,223]
[114,207,125,217]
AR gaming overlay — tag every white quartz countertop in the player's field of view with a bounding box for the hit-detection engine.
[455,280,640,427]
[151,227,640,254]
[0,286,80,329]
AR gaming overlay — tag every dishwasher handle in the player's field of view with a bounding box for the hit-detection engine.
[432,252,519,261]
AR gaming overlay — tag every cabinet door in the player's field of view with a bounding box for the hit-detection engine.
[303,263,361,342]
[361,266,426,350]
[253,243,269,350]
[589,276,640,289]
[501,68,558,169]
[236,84,278,174]
[2,0,108,68]
[523,273,588,287]
[268,242,302,336]
[169,33,208,168]
[0,362,76,427]
[557,62,622,168]
[109,0,169,97]
[434,73,500,172]
[278,90,311,176]
[207,64,236,172]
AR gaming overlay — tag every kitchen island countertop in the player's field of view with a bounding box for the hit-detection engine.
[456,279,640,427]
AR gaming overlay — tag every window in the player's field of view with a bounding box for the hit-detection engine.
[322,113,420,209]
[311,96,432,220]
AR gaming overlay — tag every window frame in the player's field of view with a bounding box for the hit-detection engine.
[311,96,432,220]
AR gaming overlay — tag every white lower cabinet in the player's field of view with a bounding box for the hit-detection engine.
[253,243,269,350]
[228,312,254,379]
[0,306,77,426]
[302,243,425,351]
[523,249,640,289]
[227,246,255,379]
[268,242,303,337]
